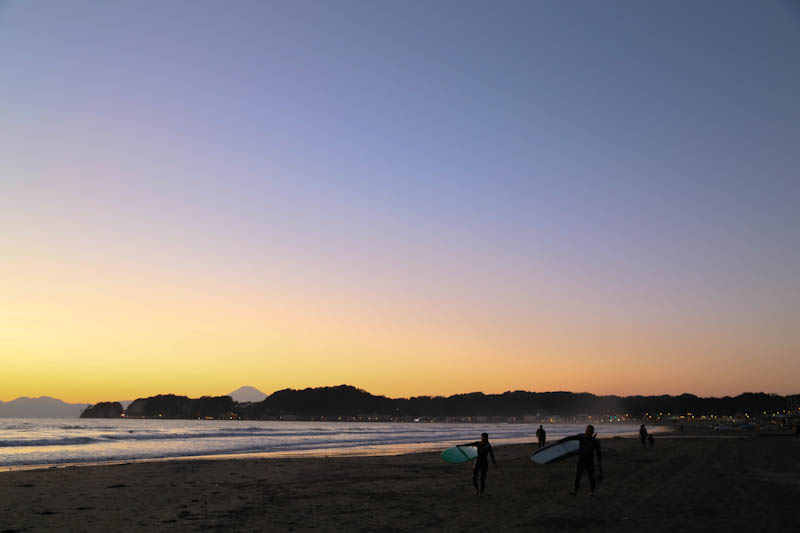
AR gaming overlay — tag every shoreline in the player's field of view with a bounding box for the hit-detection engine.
[0,443,448,474]
[1,429,664,474]
[4,424,773,474]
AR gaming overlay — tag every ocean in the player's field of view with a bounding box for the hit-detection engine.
[0,419,648,469]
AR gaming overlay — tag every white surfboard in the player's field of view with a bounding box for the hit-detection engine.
[530,439,580,465]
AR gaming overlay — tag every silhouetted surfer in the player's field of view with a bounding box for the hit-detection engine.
[536,425,546,448]
[561,424,602,496]
[462,432,496,495]
[639,424,648,447]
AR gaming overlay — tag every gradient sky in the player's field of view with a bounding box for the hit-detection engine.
[1,1,799,402]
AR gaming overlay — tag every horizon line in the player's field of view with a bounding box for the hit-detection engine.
[3,385,798,405]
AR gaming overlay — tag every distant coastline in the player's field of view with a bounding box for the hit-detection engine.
[78,385,799,423]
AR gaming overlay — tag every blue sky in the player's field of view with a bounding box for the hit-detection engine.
[1,1,798,399]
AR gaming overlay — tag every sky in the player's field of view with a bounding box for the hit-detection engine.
[1,1,799,403]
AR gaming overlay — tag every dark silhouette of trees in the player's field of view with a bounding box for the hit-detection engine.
[125,395,234,419]
[80,401,123,418]
[85,386,788,420]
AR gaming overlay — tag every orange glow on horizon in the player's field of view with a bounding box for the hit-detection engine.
[2,241,796,403]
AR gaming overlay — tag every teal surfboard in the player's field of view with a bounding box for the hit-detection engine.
[441,445,478,464]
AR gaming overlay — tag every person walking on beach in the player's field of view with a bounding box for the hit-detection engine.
[561,425,602,496]
[536,425,546,448]
[639,424,648,448]
[462,432,497,496]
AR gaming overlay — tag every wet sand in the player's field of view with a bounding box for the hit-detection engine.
[1,435,798,532]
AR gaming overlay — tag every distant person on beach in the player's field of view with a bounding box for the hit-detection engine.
[562,424,602,496]
[639,424,648,447]
[536,425,546,448]
[648,434,655,448]
[462,432,497,496]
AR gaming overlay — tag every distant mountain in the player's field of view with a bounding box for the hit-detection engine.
[0,396,90,418]
[228,386,267,403]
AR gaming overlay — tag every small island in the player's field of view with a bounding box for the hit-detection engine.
[80,402,124,418]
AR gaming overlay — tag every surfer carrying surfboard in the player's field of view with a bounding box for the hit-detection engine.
[561,424,602,496]
[461,432,497,496]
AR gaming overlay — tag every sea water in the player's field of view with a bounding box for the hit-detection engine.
[0,419,649,469]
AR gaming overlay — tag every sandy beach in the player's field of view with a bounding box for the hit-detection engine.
[1,433,798,532]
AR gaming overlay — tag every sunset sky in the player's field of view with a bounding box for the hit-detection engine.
[1,1,798,403]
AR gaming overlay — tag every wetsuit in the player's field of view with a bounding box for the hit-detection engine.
[536,427,546,448]
[561,434,602,493]
[639,426,648,447]
[463,441,496,494]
